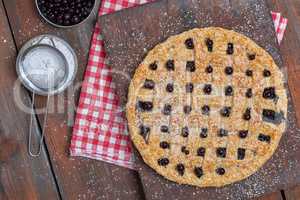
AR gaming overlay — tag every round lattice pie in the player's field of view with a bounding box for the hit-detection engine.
[126,27,287,187]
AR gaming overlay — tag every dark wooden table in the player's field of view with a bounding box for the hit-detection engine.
[0,0,299,199]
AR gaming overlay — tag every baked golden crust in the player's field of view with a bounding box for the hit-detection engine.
[126,27,287,187]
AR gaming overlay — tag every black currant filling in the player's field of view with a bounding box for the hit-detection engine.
[225,86,233,96]
[227,43,234,55]
[239,130,248,138]
[203,84,212,94]
[258,133,271,143]
[186,61,196,72]
[166,60,175,71]
[205,38,213,52]
[200,128,208,138]
[216,167,226,175]
[137,101,153,112]
[139,125,150,135]
[237,148,246,160]
[206,65,213,73]
[185,38,194,49]
[218,129,228,137]
[216,147,226,158]
[201,105,210,115]
[246,88,253,98]
[143,79,155,89]
[247,53,256,60]
[160,141,170,149]
[139,125,150,142]
[162,104,172,115]
[181,127,189,137]
[166,83,174,93]
[263,87,276,99]
[220,106,231,117]
[262,109,284,124]
[183,105,192,114]
[243,108,251,120]
[225,66,233,75]
[37,0,95,26]
[197,147,206,157]
[160,125,169,133]
[262,109,275,120]
[246,69,253,77]
[158,158,169,166]
[149,62,158,70]
[194,167,204,178]
[186,83,194,93]
[176,164,185,176]
[181,146,190,155]
[263,69,271,77]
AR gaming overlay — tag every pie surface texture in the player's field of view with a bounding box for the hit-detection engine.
[126,27,287,187]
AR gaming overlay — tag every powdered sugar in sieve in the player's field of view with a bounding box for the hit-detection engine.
[21,44,67,91]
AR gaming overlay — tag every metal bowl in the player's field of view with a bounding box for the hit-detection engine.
[35,0,97,28]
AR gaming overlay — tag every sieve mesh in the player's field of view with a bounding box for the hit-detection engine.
[21,45,67,91]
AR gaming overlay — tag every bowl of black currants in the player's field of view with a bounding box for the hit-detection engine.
[36,0,96,28]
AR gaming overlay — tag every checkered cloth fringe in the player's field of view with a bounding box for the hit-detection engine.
[70,0,288,170]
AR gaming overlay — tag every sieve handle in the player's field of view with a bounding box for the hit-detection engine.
[36,35,56,48]
[28,92,50,157]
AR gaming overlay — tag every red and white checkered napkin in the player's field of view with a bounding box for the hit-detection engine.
[70,0,288,170]
[271,11,288,44]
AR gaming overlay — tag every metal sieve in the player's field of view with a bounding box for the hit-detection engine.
[16,34,78,157]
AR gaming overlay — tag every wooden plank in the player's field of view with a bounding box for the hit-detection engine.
[255,191,283,200]
[285,185,300,200]
[0,1,60,199]
[2,0,144,199]
[99,0,300,199]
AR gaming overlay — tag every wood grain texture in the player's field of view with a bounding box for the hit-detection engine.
[266,0,300,198]
[2,0,144,199]
[0,1,59,199]
[99,0,300,199]
[255,191,283,200]
[285,185,300,200]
